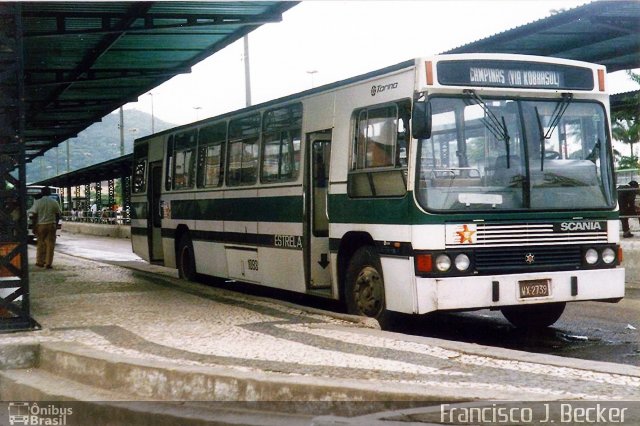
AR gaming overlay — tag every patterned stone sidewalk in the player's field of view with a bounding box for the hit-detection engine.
[1,248,638,402]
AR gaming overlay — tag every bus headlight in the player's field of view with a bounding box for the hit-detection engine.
[602,247,616,264]
[435,254,451,272]
[454,253,470,271]
[585,248,599,265]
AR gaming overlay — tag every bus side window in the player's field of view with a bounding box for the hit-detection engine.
[348,100,409,198]
[173,130,197,190]
[132,142,148,193]
[227,113,260,186]
[165,135,174,191]
[261,103,302,183]
[197,122,227,188]
[397,104,410,167]
[200,143,225,187]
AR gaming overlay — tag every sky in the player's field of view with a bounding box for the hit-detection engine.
[122,1,639,127]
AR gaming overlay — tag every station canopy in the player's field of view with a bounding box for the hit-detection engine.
[36,154,134,189]
[445,0,640,73]
[19,1,296,162]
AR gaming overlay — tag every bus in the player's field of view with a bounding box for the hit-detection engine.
[8,402,29,425]
[26,185,62,241]
[131,53,623,328]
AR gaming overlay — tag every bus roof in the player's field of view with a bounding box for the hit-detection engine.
[135,58,417,143]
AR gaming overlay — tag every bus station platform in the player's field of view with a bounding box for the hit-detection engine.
[0,232,638,424]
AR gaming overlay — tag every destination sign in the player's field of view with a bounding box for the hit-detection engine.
[470,67,561,87]
[437,60,594,90]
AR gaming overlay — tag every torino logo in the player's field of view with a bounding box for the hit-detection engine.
[371,82,398,96]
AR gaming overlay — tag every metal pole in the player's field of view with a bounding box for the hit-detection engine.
[66,140,70,172]
[193,106,202,121]
[148,93,155,134]
[307,70,318,88]
[119,106,124,156]
[243,35,251,107]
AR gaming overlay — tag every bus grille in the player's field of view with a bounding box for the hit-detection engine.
[447,222,609,248]
[475,245,583,273]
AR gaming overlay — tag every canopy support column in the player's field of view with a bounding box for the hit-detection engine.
[0,3,39,332]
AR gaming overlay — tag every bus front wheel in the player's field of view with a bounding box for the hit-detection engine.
[501,302,566,328]
[345,246,392,328]
[177,234,197,281]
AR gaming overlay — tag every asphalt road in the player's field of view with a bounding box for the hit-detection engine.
[52,231,640,367]
[390,297,640,366]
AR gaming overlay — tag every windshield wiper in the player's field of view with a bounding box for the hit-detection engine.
[539,172,586,187]
[501,115,511,165]
[463,90,512,167]
[535,93,573,171]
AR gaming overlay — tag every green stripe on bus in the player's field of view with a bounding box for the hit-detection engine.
[171,195,303,222]
[158,192,617,224]
[327,192,619,224]
[328,194,411,224]
[163,228,304,250]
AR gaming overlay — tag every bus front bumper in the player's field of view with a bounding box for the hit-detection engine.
[415,267,625,313]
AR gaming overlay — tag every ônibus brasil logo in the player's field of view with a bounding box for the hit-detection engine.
[8,402,73,425]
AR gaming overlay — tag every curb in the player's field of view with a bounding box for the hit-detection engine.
[5,341,491,402]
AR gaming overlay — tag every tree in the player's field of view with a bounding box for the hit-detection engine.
[612,71,640,167]
[613,119,640,160]
[618,155,639,170]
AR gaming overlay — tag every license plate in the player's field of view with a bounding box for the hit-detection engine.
[518,279,550,298]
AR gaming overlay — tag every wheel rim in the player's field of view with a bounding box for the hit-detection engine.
[354,266,383,317]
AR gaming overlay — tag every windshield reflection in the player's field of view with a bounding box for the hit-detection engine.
[416,96,614,212]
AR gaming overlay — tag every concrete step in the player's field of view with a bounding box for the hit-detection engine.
[33,342,450,402]
[0,368,313,425]
[1,342,460,425]
[0,367,136,401]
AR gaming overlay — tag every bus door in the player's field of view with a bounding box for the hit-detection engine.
[148,161,163,261]
[306,131,332,290]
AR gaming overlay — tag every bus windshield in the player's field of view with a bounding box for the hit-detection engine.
[415,96,615,212]
[26,187,62,210]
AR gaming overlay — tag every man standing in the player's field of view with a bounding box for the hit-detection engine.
[28,187,62,268]
[618,180,639,238]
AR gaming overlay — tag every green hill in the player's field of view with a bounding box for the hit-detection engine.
[27,109,176,183]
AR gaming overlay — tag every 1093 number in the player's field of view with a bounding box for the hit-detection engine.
[247,259,259,271]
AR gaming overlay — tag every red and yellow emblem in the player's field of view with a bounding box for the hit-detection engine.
[454,224,477,244]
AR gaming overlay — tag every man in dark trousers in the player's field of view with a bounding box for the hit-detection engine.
[618,180,639,238]
[28,186,62,268]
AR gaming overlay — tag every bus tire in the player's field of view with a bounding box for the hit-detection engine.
[345,246,392,328]
[501,302,566,328]
[177,234,197,281]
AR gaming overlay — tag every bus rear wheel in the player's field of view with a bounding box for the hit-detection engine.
[501,302,566,328]
[177,234,196,281]
[345,246,391,328]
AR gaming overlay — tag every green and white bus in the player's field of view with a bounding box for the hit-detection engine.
[131,53,624,328]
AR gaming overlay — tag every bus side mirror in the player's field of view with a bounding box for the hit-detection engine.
[412,101,432,139]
